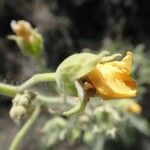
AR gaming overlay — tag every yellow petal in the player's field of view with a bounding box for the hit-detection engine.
[127,103,142,114]
[108,51,132,74]
[86,51,137,100]
[11,20,32,40]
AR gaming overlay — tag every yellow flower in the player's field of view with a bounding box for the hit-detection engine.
[86,51,137,100]
[10,20,33,42]
[127,103,142,114]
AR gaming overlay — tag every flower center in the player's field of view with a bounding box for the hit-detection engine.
[79,78,96,97]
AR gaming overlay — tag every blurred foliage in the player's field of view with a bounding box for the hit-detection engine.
[41,101,149,150]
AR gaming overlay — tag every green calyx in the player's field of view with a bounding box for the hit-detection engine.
[56,51,109,96]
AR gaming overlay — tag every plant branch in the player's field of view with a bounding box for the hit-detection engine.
[18,73,56,92]
[9,105,41,150]
[0,83,18,97]
[0,73,56,98]
[63,81,89,117]
[36,94,76,107]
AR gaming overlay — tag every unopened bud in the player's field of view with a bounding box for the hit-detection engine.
[18,96,29,106]
[10,91,37,124]
[8,20,43,58]
[9,105,26,124]
[11,20,32,40]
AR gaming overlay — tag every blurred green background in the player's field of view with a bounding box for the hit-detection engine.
[0,0,149,150]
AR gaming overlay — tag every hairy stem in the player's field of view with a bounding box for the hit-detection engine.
[9,105,41,150]
[0,83,18,97]
[63,96,88,116]
[18,73,56,92]
[36,94,76,107]
[0,73,56,98]
[63,81,89,117]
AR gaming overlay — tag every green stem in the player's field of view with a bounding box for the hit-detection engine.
[92,134,105,150]
[35,55,46,72]
[18,73,56,92]
[9,105,41,150]
[0,83,18,97]
[36,94,75,107]
[63,95,88,117]
[63,81,89,117]
[37,95,63,105]
[0,73,56,98]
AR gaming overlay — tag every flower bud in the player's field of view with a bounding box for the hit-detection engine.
[8,20,43,58]
[12,91,36,108]
[9,105,26,124]
[12,93,29,106]
[18,96,29,106]
[10,91,36,124]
